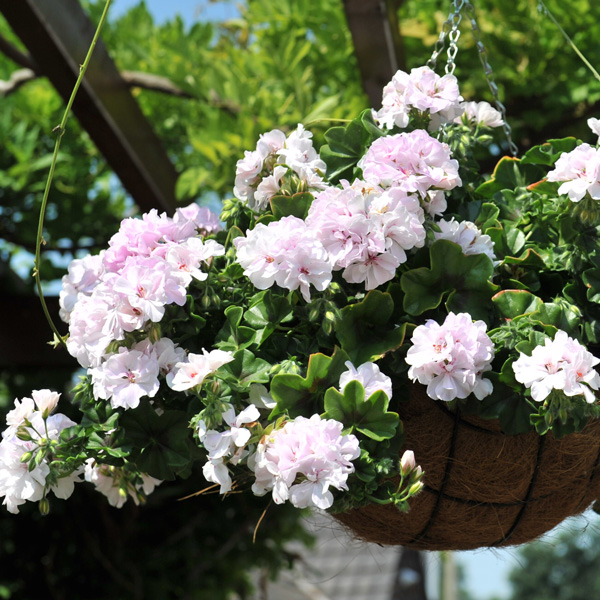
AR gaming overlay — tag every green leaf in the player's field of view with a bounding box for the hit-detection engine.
[219,349,271,392]
[475,157,545,198]
[529,302,581,338]
[475,202,501,232]
[321,109,378,183]
[583,267,600,303]
[214,305,256,351]
[335,290,409,364]
[120,402,192,481]
[520,137,579,166]
[323,381,399,441]
[270,348,350,418]
[492,290,543,319]
[401,240,497,320]
[270,192,313,219]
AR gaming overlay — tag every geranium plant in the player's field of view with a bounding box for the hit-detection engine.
[3,63,600,524]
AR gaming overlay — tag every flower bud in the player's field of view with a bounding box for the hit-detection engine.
[408,481,424,496]
[20,451,33,463]
[16,428,32,442]
[39,497,50,516]
[400,450,416,477]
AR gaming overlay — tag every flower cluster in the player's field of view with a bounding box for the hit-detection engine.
[234,124,326,211]
[234,216,332,301]
[375,66,463,131]
[405,312,495,401]
[63,205,229,410]
[0,391,78,513]
[547,142,600,203]
[252,414,360,510]
[433,218,496,262]
[513,330,600,403]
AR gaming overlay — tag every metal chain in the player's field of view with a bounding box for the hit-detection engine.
[463,1,519,156]
[427,0,518,156]
[427,0,465,73]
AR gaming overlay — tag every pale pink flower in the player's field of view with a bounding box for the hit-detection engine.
[375,66,463,131]
[547,143,600,202]
[513,330,600,403]
[0,412,79,514]
[358,130,462,194]
[406,312,495,401]
[235,216,332,301]
[91,347,160,410]
[588,117,600,140]
[251,414,360,510]
[84,460,162,508]
[4,397,35,437]
[173,203,222,236]
[31,390,60,416]
[59,252,105,323]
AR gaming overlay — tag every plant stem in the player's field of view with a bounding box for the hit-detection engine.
[34,0,113,349]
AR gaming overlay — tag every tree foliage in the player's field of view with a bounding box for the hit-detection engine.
[507,519,600,600]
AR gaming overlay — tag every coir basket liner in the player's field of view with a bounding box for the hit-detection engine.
[334,385,600,550]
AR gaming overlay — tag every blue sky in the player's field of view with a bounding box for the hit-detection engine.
[110,0,239,25]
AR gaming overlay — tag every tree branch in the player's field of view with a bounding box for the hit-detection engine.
[120,70,195,98]
[0,67,37,96]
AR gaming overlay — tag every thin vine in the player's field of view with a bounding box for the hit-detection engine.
[33,0,113,349]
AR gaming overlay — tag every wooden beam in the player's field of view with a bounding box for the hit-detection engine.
[0,0,178,215]
[343,0,406,108]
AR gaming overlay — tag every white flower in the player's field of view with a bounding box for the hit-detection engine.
[406,312,495,401]
[91,347,160,410]
[84,460,162,508]
[433,218,496,262]
[251,414,360,510]
[339,361,393,400]
[32,389,61,416]
[166,349,234,392]
[513,330,600,403]
[455,101,504,128]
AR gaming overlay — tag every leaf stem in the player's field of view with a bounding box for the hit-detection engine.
[34,0,113,349]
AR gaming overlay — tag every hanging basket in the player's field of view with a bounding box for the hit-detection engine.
[334,384,600,551]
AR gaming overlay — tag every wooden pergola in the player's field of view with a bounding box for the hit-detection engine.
[0,0,404,364]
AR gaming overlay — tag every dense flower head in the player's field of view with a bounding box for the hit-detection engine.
[63,205,224,369]
[306,182,426,290]
[0,411,79,514]
[546,143,600,202]
[433,218,496,262]
[375,66,463,131]
[406,312,495,401]
[358,130,462,194]
[234,216,332,301]
[234,124,326,211]
[251,414,360,509]
[512,330,600,403]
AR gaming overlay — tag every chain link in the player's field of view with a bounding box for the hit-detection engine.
[463,2,519,156]
[427,0,518,156]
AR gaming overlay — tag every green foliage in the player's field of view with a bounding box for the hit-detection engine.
[507,520,600,600]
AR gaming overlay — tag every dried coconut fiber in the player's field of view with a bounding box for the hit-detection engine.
[334,384,600,550]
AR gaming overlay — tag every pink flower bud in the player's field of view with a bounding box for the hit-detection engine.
[400,450,416,477]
